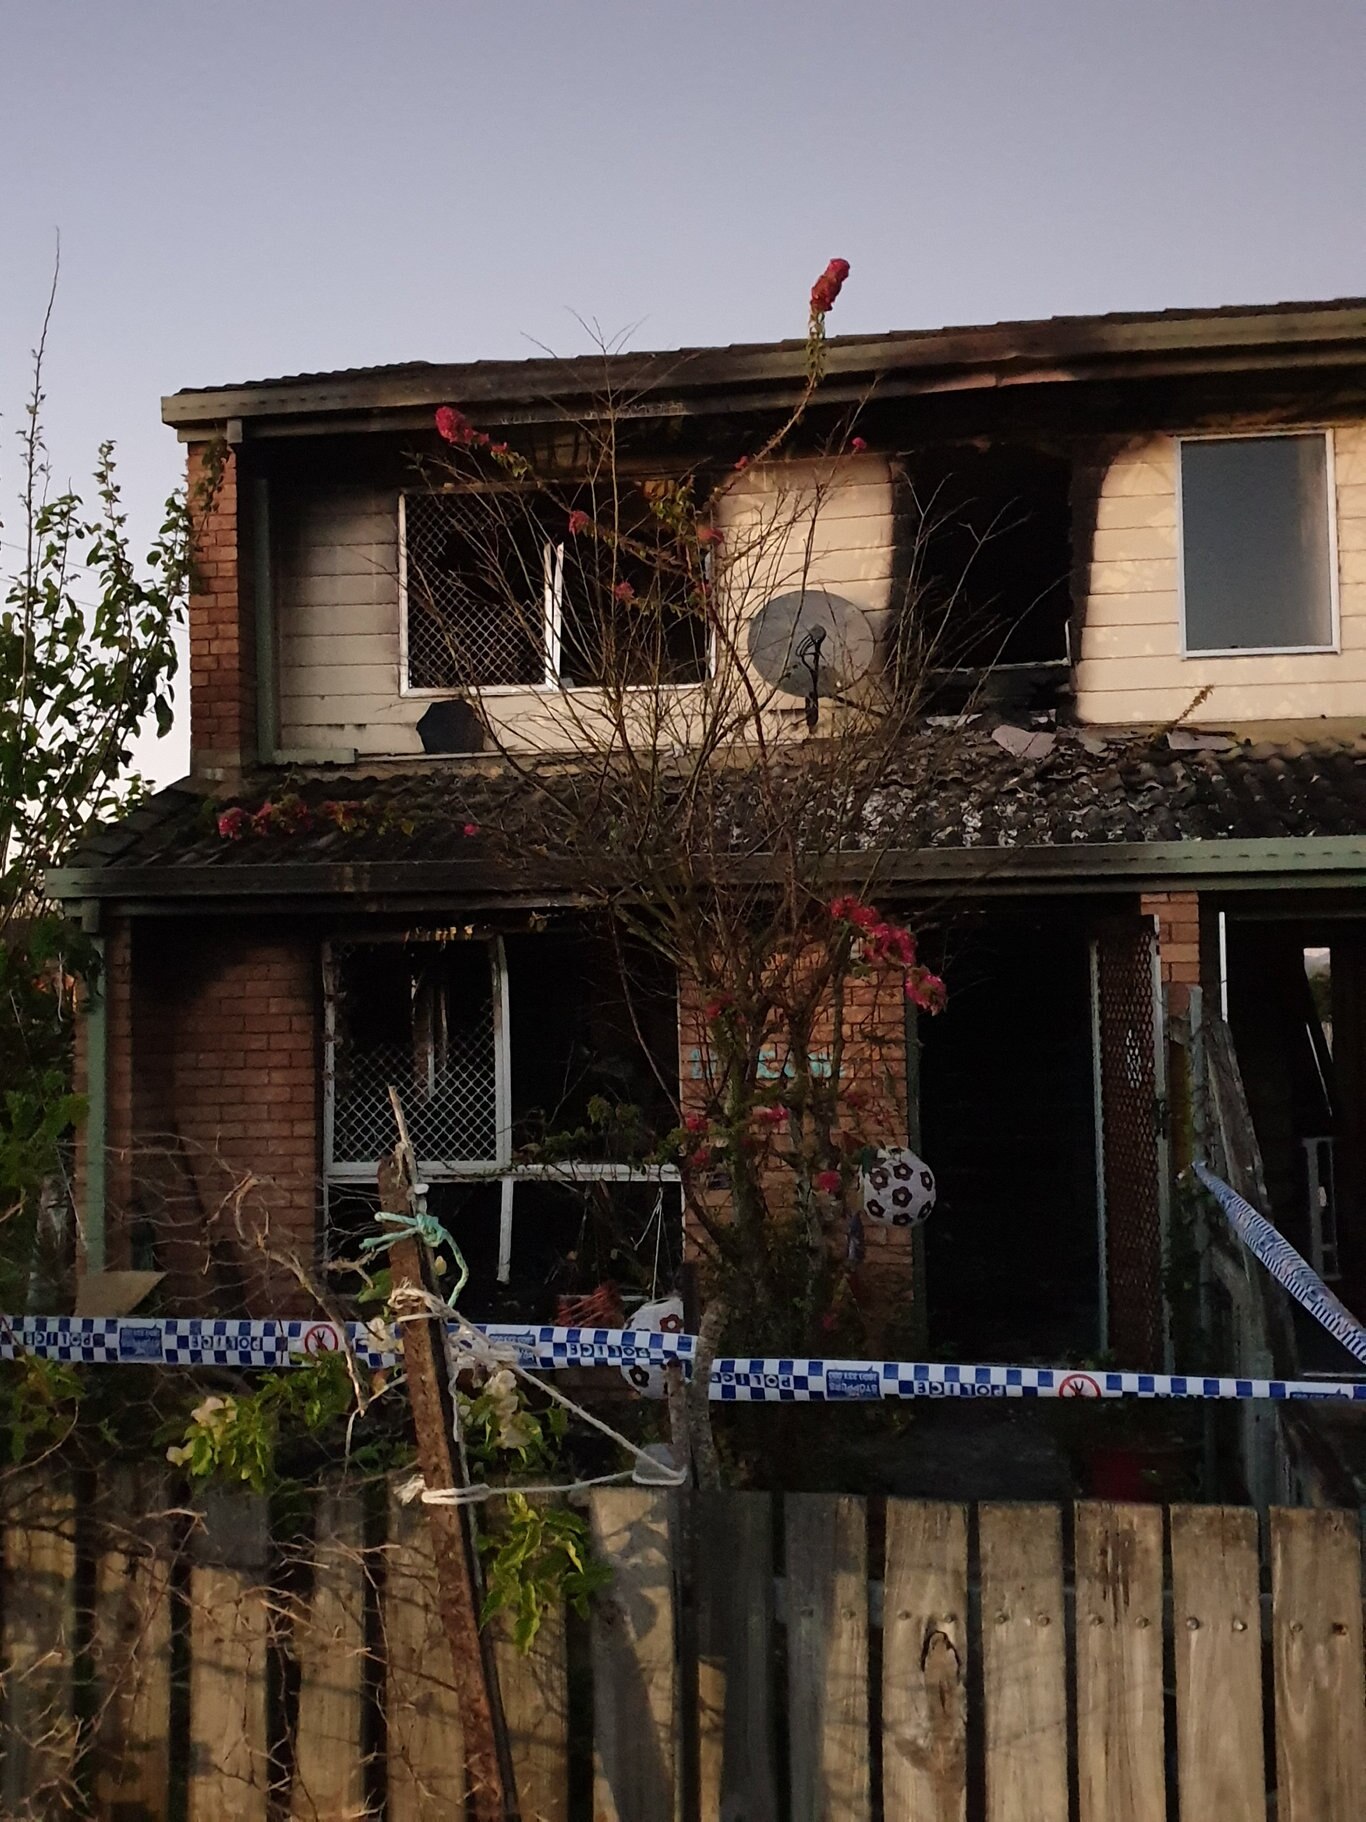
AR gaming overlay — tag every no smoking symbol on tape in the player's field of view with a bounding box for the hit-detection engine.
[1058,1372,1102,1398]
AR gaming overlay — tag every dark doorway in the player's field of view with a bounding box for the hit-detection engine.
[918,911,1100,1360]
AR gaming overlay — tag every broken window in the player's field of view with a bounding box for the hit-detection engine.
[400,485,708,692]
[402,490,556,688]
[324,929,681,1316]
[1180,433,1336,653]
[896,443,1073,675]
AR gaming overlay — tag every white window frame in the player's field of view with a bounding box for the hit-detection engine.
[1176,428,1341,660]
[321,933,679,1278]
[398,490,713,698]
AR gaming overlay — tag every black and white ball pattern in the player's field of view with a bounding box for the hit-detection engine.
[620,1296,684,1399]
[859,1147,935,1228]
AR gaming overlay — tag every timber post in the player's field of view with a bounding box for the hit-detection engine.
[379,1126,520,1821]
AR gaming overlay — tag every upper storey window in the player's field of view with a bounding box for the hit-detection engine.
[400,488,709,693]
[1179,433,1337,655]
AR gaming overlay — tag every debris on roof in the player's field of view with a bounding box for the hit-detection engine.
[50,729,1366,891]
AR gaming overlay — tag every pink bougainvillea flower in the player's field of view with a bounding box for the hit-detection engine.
[489,441,509,455]
[905,966,948,1014]
[702,994,734,1022]
[752,1104,787,1128]
[612,580,636,604]
[435,405,473,446]
[815,1169,843,1196]
[683,1112,709,1135]
[462,822,479,837]
[830,895,880,931]
[850,435,867,453]
[567,509,590,536]
[216,807,248,840]
[809,257,851,317]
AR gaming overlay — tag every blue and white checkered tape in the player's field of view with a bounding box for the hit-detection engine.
[1194,1161,1366,1367]
[2,1167,1364,1403]
[3,1314,1365,1402]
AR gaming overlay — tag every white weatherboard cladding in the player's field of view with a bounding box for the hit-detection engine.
[1076,423,1366,725]
[273,458,898,758]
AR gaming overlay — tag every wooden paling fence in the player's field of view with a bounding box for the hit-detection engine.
[1,1478,1364,1819]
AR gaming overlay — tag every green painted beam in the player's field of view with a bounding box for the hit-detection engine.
[44,835,1366,910]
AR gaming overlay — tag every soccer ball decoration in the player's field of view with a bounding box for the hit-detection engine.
[620,1295,685,1399]
[860,1147,935,1228]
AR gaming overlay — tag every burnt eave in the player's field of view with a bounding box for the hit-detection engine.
[161,300,1366,438]
[46,836,1366,912]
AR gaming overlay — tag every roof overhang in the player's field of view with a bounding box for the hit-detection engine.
[46,836,1366,914]
[161,301,1366,440]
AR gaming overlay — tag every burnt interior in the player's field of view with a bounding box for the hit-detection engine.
[918,909,1100,1360]
[894,441,1073,684]
[326,926,681,1318]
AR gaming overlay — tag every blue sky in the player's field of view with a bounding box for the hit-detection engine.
[5,0,1366,779]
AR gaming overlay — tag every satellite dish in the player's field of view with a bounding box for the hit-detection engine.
[746,589,876,698]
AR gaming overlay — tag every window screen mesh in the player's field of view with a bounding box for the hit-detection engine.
[1095,923,1164,1368]
[328,941,499,1164]
[403,491,549,687]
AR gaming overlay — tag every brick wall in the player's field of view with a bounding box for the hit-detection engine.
[1141,889,1201,1016]
[678,952,914,1311]
[187,443,255,773]
[109,920,319,1315]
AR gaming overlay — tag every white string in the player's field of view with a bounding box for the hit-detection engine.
[387,1283,688,1503]
[404,1465,666,1508]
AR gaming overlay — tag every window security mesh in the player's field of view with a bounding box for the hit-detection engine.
[1094,923,1163,1368]
[403,491,550,688]
[328,941,499,1165]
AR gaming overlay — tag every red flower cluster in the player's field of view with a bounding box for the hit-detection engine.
[215,794,443,843]
[810,257,850,317]
[815,1169,842,1195]
[702,992,735,1022]
[829,895,947,1012]
[904,965,948,1015]
[435,405,474,446]
[435,404,500,455]
[217,795,318,839]
[829,893,878,930]
[612,580,636,605]
[683,1112,709,1135]
[567,509,590,536]
[751,1104,788,1129]
[850,435,867,453]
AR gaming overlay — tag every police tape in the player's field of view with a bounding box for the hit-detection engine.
[2,1314,1365,1403]
[1194,1162,1366,1368]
